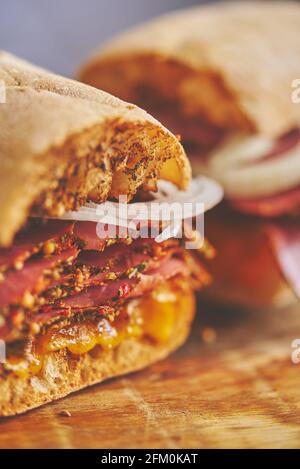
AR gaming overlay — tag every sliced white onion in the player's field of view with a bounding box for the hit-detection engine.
[209,134,274,171]
[204,135,300,199]
[53,176,223,226]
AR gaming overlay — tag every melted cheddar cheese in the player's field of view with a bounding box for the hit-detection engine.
[4,278,193,378]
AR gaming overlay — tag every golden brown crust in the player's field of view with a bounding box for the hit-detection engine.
[0,294,195,416]
[79,1,300,137]
[0,52,190,246]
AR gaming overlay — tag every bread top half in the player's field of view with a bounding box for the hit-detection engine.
[0,52,190,246]
[79,1,300,137]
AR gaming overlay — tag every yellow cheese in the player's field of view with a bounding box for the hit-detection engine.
[4,278,192,377]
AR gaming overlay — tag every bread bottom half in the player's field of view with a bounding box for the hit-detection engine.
[0,286,195,417]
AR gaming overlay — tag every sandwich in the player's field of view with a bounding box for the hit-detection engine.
[0,52,221,416]
[79,1,300,308]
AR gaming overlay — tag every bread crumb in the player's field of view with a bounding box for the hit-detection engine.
[58,410,72,417]
[200,327,217,344]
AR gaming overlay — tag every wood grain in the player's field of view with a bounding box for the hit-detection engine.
[0,300,300,449]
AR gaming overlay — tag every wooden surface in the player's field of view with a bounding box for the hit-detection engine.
[1,300,300,449]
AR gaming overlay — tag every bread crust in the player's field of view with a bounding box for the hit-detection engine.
[0,52,190,246]
[79,1,300,137]
[0,293,195,416]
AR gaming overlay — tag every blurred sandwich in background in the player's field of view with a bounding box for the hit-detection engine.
[79,1,300,308]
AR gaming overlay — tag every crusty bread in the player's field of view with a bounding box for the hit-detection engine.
[79,1,300,137]
[0,52,190,247]
[0,293,195,416]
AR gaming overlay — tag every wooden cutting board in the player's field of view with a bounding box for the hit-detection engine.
[1,300,300,449]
